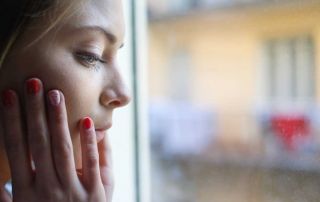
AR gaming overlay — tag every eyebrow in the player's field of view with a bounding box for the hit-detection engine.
[75,25,124,48]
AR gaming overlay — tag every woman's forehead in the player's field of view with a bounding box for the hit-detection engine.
[64,0,125,45]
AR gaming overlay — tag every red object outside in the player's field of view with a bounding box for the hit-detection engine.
[271,115,310,151]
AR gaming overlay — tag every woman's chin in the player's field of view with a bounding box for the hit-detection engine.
[65,128,107,171]
[95,130,107,143]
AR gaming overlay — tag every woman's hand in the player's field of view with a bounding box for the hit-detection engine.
[0,78,113,201]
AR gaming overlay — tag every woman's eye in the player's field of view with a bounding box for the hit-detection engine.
[75,52,106,67]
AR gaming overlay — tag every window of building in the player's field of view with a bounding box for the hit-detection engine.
[263,36,315,107]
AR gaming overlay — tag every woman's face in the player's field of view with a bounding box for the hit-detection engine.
[0,0,130,181]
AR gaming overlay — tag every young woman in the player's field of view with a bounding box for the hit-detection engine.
[0,0,130,201]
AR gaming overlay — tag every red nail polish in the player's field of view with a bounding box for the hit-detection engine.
[83,117,92,130]
[27,79,40,95]
[1,90,14,107]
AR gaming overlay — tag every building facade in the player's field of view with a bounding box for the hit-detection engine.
[148,0,320,156]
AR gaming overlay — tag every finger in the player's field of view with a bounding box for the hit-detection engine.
[98,136,114,200]
[0,186,11,202]
[1,90,32,189]
[24,78,56,186]
[80,117,101,190]
[47,90,78,187]
[98,136,113,185]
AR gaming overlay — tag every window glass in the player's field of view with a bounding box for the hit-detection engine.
[110,1,136,201]
[147,1,320,201]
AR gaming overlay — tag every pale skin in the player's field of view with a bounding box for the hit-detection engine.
[0,0,130,201]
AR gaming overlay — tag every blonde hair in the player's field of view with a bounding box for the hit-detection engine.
[0,0,86,68]
[0,25,22,68]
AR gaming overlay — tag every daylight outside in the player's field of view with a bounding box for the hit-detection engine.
[146,0,320,201]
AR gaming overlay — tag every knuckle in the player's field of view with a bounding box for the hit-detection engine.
[106,145,112,155]
[28,132,48,154]
[28,121,46,135]
[54,141,73,160]
[6,112,19,124]
[28,127,47,146]
[106,176,115,188]
[38,186,64,200]
[6,142,24,157]
[5,131,21,147]
[52,189,65,201]
[12,183,25,192]
[4,134,25,158]
[87,154,99,168]
[54,111,65,123]
[85,136,99,167]
[28,99,42,112]
[86,134,96,145]
[29,135,46,151]
[101,168,114,187]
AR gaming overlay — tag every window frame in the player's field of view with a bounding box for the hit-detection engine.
[110,1,150,202]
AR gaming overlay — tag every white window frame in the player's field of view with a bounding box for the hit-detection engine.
[258,35,315,110]
[110,1,150,202]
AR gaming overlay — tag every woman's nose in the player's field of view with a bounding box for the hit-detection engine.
[99,76,131,109]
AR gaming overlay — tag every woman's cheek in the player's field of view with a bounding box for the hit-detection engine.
[60,76,99,169]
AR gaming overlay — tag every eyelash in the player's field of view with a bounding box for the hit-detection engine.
[75,51,106,70]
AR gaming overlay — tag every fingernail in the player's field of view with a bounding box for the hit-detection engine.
[48,90,60,106]
[1,90,14,107]
[26,79,41,95]
[83,117,92,130]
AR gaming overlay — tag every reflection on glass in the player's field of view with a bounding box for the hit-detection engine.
[147,0,320,201]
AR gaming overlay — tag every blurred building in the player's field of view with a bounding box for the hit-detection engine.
[148,0,320,157]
